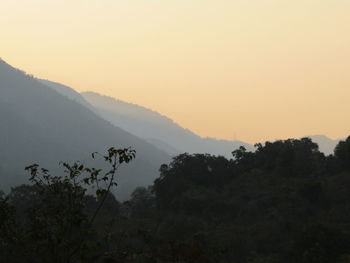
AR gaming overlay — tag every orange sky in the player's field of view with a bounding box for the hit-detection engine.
[1,0,350,143]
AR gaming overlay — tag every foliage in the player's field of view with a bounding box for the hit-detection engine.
[3,138,350,262]
[0,147,135,263]
[335,136,350,171]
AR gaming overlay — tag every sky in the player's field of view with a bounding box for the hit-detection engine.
[1,0,350,144]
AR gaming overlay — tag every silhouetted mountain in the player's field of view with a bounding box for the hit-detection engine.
[81,92,253,158]
[0,59,170,199]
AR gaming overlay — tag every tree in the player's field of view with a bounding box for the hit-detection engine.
[290,225,349,263]
[1,147,135,263]
[334,136,350,170]
[0,193,18,261]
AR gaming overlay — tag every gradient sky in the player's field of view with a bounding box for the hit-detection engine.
[1,0,350,143]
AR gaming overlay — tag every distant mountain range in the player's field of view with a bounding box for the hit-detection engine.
[44,82,342,157]
[303,135,341,156]
[39,77,343,158]
[0,59,170,199]
[38,79,254,158]
[0,59,344,199]
[81,92,254,158]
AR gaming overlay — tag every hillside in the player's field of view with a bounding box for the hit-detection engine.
[38,79,94,111]
[307,135,342,155]
[0,59,170,199]
[39,82,341,157]
[81,92,253,158]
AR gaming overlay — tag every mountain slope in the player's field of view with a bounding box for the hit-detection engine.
[307,135,342,155]
[40,82,252,157]
[0,59,170,199]
[38,82,341,157]
[38,79,94,111]
[81,92,253,158]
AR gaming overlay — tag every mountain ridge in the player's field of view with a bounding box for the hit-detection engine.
[0,59,170,199]
[81,91,253,158]
[39,78,341,157]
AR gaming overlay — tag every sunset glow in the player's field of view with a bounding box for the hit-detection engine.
[2,0,350,143]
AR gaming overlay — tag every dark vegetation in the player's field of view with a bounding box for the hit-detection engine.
[1,136,350,262]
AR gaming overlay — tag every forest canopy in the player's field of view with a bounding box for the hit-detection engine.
[1,137,350,263]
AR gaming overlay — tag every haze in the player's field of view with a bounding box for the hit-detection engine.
[1,0,350,143]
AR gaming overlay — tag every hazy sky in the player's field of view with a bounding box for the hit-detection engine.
[1,0,350,143]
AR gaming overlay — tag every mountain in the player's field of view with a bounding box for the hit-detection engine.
[0,59,170,199]
[38,79,94,111]
[36,82,253,158]
[307,135,342,155]
[79,93,344,157]
[31,80,342,158]
[81,92,253,158]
